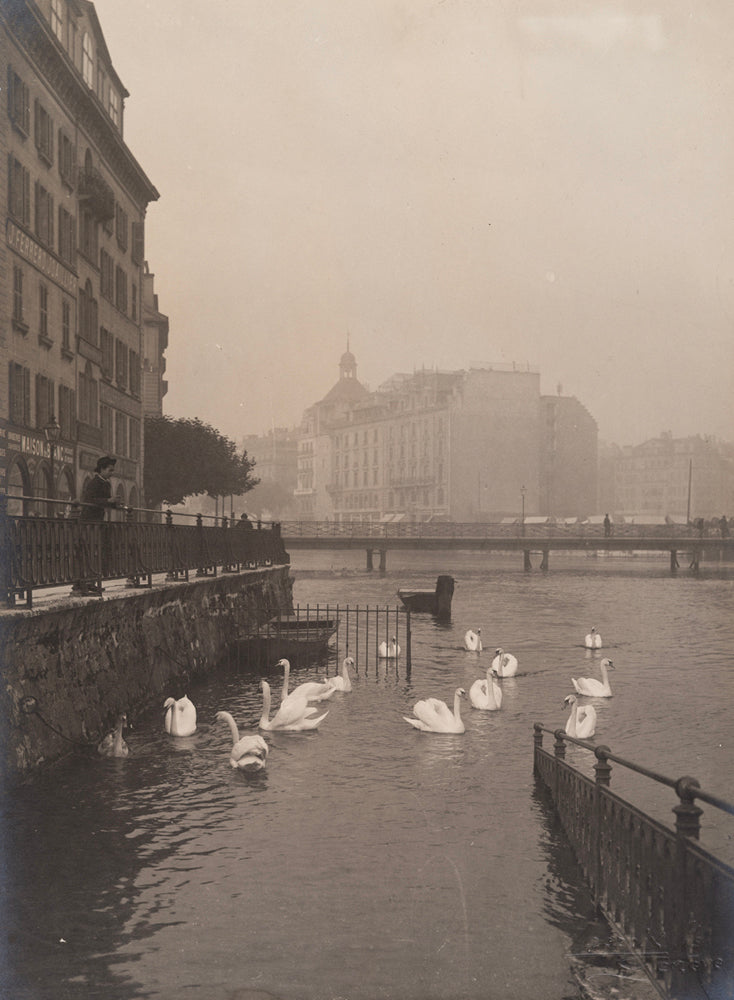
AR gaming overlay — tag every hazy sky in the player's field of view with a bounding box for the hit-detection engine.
[93,0,734,446]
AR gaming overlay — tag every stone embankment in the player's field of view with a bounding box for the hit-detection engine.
[0,566,292,785]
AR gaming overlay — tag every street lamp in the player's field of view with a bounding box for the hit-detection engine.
[520,484,527,537]
[44,414,61,503]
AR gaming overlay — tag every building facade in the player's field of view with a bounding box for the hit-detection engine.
[613,433,734,520]
[1,0,159,513]
[141,262,168,418]
[295,349,599,523]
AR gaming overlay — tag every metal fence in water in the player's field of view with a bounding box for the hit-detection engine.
[232,603,412,678]
[533,724,734,1000]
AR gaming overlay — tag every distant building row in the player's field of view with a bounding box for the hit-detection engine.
[256,348,599,522]
[1,0,169,512]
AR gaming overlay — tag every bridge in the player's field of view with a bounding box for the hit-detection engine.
[280,520,734,573]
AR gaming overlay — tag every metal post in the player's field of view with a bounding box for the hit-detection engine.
[520,484,526,537]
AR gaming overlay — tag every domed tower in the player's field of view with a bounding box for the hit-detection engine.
[339,338,358,382]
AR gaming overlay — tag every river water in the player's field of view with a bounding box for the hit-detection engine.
[2,551,732,1000]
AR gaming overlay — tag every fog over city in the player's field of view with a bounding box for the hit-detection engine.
[94,0,734,446]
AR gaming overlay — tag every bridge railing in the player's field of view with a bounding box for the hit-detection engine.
[0,494,289,609]
[279,519,713,541]
[533,724,734,1000]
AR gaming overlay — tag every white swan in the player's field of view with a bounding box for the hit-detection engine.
[492,648,518,677]
[325,656,354,692]
[163,695,197,736]
[584,626,602,649]
[572,657,614,697]
[379,636,401,659]
[278,658,335,704]
[464,628,482,652]
[564,695,597,738]
[216,711,269,770]
[469,666,502,711]
[259,680,328,731]
[404,687,466,733]
[98,714,129,757]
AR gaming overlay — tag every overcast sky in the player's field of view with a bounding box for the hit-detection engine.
[93,0,734,446]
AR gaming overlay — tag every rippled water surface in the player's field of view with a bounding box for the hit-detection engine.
[2,552,733,1000]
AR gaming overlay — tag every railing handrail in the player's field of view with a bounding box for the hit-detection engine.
[3,494,276,527]
[533,722,734,817]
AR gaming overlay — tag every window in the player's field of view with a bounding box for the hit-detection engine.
[35,182,54,247]
[9,363,31,426]
[115,265,127,313]
[35,374,54,429]
[131,283,137,321]
[129,349,141,396]
[131,220,144,265]
[8,156,31,225]
[58,129,75,187]
[51,0,64,42]
[100,404,113,451]
[8,68,30,134]
[58,205,75,263]
[82,33,93,87]
[79,206,97,261]
[115,411,128,457]
[115,203,128,252]
[129,417,141,460]
[108,88,120,127]
[100,328,114,378]
[100,249,114,299]
[78,280,98,346]
[13,266,26,329]
[78,361,98,426]
[61,299,72,354]
[34,100,54,164]
[59,384,76,439]
[115,340,129,390]
[39,283,50,344]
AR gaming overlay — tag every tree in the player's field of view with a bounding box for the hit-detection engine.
[144,416,259,508]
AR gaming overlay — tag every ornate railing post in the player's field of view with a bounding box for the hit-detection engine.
[592,745,612,909]
[533,723,543,775]
[670,776,705,996]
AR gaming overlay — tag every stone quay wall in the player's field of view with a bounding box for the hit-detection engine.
[0,566,293,785]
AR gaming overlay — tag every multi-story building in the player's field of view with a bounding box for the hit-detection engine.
[614,433,734,519]
[141,263,168,418]
[295,348,599,522]
[539,392,598,518]
[1,0,159,513]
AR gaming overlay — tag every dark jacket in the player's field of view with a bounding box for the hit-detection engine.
[80,474,113,521]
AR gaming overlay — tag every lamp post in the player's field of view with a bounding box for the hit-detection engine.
[43,414,61,504]
[520,484,527,537]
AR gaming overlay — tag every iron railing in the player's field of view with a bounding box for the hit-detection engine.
[0,495,288,608]
[533,724,734,1000]
[280,519,727,541]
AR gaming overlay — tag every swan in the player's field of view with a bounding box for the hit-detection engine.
[278,658,335,704]
[469,666,502,711]
[325,656,354,692]
[404,688,467,734]
[216,711,269,770]
[564,695,597,739]
[98,714,129,757]
[378,636,401,659]
[572,657,615,697]
[584,626,602,649]
[491,648,518,677]
[259,680,329,731]
[163,695,197,736]
[464,628,482,652]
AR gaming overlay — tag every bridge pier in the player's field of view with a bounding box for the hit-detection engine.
[670,549,679,574]
[379,548,387,575]
[540,548,549,572]
[688,548,700,573]
[366,548,374,572]
[523,549,532,572]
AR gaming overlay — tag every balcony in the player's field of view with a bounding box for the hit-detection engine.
[77,166,115,222]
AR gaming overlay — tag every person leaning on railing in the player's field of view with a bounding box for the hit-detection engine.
[71,456,122,595]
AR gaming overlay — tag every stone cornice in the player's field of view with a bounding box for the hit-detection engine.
[3,0,159,208]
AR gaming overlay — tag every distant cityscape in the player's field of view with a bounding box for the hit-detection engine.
[239,347,733,524]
